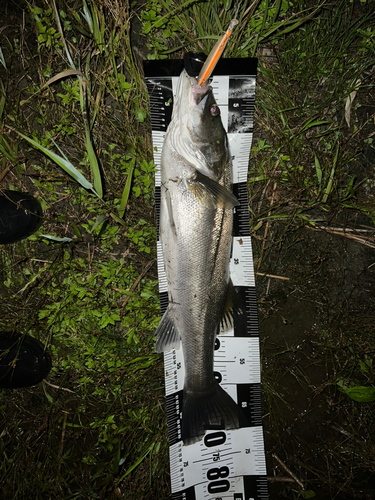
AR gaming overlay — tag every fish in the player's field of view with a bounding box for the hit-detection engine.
[155,67,245,445]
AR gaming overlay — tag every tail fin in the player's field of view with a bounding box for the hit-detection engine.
[181,382,246,445]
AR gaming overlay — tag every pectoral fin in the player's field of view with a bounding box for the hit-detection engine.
[220,279,245,333]
[186,170,239,208]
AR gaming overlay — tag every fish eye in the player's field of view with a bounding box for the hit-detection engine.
[210,105,220,117]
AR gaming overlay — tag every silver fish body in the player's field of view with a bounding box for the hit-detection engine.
[155,69,243,444]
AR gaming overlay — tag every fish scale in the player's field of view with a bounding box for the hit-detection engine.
[163,182,231,393]
[144,58,268,500]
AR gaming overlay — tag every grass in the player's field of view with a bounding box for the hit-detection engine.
[252,1,375,218]
[141,0,325,59]
[0,0,375,498]
[0,1,166,498]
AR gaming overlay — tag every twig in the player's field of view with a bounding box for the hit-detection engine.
[88,242,96,275]
[272,453,305,490]
[267,476,296,483]
[323,226,374,233]
[0,164,12,183]
[43,379,74,393]
[256,272,290,281]
[58,411,68,462]
[121,260,155,310]
[256,156,281,277]
[307,225,375,249]
[257,180,278,273]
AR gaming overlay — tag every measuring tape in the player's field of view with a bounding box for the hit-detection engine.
[144,58,268,500]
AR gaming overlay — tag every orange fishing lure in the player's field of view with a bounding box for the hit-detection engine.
[197,19,239,86]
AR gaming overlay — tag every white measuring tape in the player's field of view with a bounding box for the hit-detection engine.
[144,59,268,500]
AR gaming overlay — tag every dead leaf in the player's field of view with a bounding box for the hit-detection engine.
[344,78,361,127]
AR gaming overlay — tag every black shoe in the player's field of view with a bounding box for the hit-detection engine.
[0,332,52,389]
[0,190,43,244]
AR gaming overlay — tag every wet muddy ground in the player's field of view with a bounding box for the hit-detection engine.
[255,213,375,497]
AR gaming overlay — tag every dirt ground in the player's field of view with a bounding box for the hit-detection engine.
[253,120,375,496]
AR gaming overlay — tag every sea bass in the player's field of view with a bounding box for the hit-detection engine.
[155,69,244,445]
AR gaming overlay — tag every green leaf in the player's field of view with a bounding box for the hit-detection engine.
[300,491,316,499]
[91,214,107,232]
[343,386,375,403]
[71,222,82,240]
[314,154,322,186]
[135,108,147,123]
[42,382,54,404]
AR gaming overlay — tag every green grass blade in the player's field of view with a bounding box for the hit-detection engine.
[211,8,223,34]
[71,222,82,241]
[85,126,103,198]
[252,0,270,56]
[0,136,17,163]
[314,154,322,187]
[343,175,356,201]
[322,143,339,203]
[51,0,76,70]
[153,0,206,30]
[14,129,98,195]
[300,118,330,134]
[91,214,107,233]
[271,0,283,24]
[258,4,324,45]
[109,212,126,226]
[82,0,94,34]
[0,79,6,121]
[118,443,154,481]
[322,167,335,203]
[118,161,135,218]
[0,47,6,69]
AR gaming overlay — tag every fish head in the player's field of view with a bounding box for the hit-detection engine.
[173,70,229,180]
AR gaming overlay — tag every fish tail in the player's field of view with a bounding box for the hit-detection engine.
[182,382,246,445]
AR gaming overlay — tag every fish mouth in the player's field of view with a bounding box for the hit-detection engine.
[178,70,211,109]
[194,87,211,104]
[186,73,211,105]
